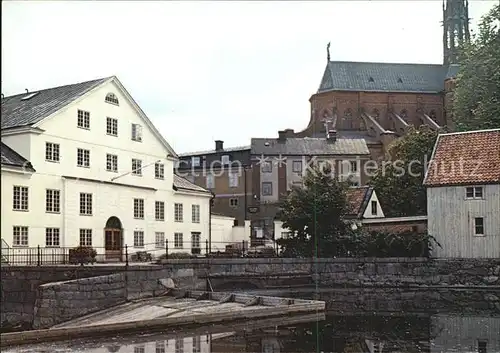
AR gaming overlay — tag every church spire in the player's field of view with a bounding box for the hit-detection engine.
[443,0,471,65]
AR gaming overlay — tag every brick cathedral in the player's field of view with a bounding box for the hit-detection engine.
[288,0,470,159]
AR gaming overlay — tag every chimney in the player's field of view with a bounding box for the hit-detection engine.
[278,130,287,142]
[327,129,337,142]
[284,129,295,138]
[215,140,224,151]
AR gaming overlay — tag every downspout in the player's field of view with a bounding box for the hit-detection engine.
[209,192,214,254]
[244,166,248,221]
[62,177,67,249]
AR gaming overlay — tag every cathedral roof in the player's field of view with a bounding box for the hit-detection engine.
[318,61,448,94]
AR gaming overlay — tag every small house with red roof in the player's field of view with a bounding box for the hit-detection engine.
[423,128,500,258]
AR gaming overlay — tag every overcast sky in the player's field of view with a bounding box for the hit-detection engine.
[2,1,496,154]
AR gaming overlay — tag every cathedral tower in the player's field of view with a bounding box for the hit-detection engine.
[443,0,471,65]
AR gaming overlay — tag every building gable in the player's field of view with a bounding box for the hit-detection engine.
[31,76,177,159]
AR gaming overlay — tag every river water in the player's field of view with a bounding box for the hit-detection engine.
[4,288,500,353]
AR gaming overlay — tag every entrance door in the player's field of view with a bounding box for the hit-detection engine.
[104,216,123,261]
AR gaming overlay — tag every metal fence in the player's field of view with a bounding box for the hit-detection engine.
[0,240,280,266]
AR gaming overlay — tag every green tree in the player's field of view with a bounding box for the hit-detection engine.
[277,165,356,257]
[453,4,500,131]
[368,126,438,217]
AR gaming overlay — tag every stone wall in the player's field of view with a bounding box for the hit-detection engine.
[2,257,499,330]
[158,257,500,288]
[1,265,202,330]
[33,273,127,329]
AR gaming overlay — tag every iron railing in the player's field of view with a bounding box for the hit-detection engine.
[0,240,280,266]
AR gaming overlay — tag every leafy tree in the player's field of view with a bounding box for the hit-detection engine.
[368,126,438,217]
[453,4,500,131]
[276,164,356,257]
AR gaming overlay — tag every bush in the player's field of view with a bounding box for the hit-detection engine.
[356,231,441,257]
[69,246,97,265]
[156,252,192,262]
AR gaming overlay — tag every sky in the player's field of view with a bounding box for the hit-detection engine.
[2,1,497,154]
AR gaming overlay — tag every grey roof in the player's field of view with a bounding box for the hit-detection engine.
[173,174,211,194]
[318,61,448,93]
[1,142,35,171]
[251,137,370,156]
[178,145,251,157]
[1,77,110,129]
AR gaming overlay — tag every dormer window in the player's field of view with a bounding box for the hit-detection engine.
[368,77,374,82]
[397,78,403,83]
[105,93,119,106]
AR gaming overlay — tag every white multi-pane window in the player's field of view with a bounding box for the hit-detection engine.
[77,109,90,129]
[192,204,200,223]
[155,201,165,221]
[131,123,143,142]
[174,203,183,222]
[134,231,144,248]
[221,155,230,165]
[77,148,90,167]
[46,189,60,213]
[13,226,28,247]
[45,142,60,162]
[174,233,183,249]
[132,159,142,176]
[106,154,118,172]
[192,336,201,353]
[466,186,484,199]
[45,228,60,247]
[105,93,119,105]
[79,229,92,246]
[192,156,200,167]
[155,232,165,249]
[155,162,164,179]
[79,193,92,215]
[106,117,118,136]
[229,172,239,187]
[13,186,29,211]
[174,339,183,353]
[134,198,145,219]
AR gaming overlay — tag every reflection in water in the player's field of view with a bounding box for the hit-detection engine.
[4,290,500,353]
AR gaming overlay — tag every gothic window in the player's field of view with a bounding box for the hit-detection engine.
[429,110,437,123]
[372,109,380,122]
[343,109,353,129]
[359,117,367,131]
[400,109,409,123]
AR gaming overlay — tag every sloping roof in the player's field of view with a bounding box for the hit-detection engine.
[178,145,251,157]
[346,186,373,218]
[251,137,370,156]
[173,174,211,194]
[1,142,35,172]
[318,61,447,94]
[1,77,110,129]
[424,129,500,187]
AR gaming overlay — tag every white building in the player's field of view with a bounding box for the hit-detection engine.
[424,128,500,258]
[1,76,216,262]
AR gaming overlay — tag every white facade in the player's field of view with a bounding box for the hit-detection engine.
[427,184,500,258]
[1,77,213,261]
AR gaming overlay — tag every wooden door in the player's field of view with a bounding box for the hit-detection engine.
[105,228,122,261]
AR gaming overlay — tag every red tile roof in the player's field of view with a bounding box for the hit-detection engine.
[346,186,372,217]
[424,129,500,186]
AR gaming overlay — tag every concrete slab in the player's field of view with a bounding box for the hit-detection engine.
[0,291,325,348]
